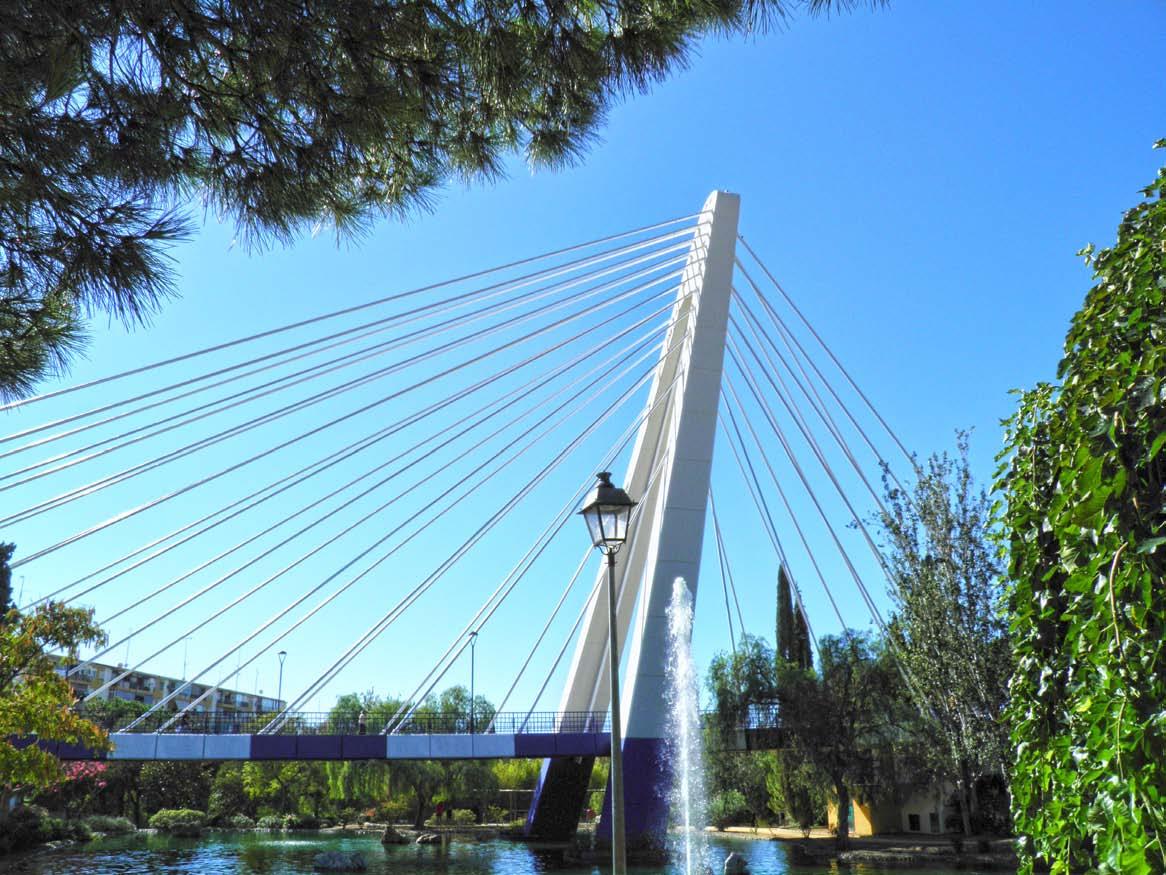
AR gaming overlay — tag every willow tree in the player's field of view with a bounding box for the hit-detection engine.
[997,145,1166,874]
[0,0,880,400]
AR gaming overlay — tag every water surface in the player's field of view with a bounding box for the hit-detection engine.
[7,831,1004,875]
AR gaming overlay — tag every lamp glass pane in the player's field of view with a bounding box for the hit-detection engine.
[583,508,605,547]
[599,506,626,544]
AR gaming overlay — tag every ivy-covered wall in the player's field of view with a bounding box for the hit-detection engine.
[997,145,1166,874]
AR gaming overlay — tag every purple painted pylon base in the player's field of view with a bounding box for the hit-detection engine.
[596,737,670,852]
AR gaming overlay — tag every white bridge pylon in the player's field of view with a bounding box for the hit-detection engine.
[548,191,739,839]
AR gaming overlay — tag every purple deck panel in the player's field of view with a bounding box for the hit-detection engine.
[341,735,385,759]
[41,730,607,762]
[250,735,297,759]
[296,735,342,759]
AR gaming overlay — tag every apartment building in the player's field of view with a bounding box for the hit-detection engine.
[56,657,284,714]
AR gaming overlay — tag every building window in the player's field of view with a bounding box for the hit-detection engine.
[929,811,940,833]
[908,813,921,832]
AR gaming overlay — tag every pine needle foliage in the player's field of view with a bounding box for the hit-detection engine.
[996,144,1166,874]
[0,0,880,400]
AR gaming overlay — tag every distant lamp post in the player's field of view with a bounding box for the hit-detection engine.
[277,651,288,710]
[469,631,479,734]
[579,471,636,875]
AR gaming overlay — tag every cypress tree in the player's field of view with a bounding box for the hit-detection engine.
[776,565,795,665]
[792,603,813,670]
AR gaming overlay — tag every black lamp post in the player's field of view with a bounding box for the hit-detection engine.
[277,651,287,711]
[579,471,636,875]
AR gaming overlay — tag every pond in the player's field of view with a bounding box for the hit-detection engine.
[6,831,1006,875]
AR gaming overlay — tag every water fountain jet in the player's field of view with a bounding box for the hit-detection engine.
[665,577,710,875]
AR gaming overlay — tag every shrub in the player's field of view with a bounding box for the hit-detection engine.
[283,813,319,829]
[450,808,477,826]
[256,814,285,830]
[375,800,410,824]
[228,814,255,829]
[148,808,206,836]
[484,805,508,824]
[83,815,136,835]
[708,790,749,830]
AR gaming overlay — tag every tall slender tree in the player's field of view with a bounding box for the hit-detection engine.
[876,434,1009,836]
[776,566,796,665]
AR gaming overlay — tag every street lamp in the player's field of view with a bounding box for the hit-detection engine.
[277,651,287,711]
[469,631,478,734]
[579,471,636,875]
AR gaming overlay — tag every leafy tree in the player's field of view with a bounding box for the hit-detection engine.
[706,634,777,737]
[776,631,902,847]
[876,433,1010,835]
[208,763,256,823]
[391,760,446,828]
[997,146,1166,873]
[241,761,328,817]
[765,753,826,836]
[0,0,877,400]
[139,761,214,814]
[0,548,109,811]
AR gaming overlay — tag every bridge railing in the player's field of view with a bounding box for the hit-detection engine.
[74,708,614,736]
[74,706,781,736]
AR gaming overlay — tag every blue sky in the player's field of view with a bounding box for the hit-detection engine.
[3,1,1164,718]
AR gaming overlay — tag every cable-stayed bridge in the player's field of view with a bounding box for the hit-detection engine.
[4,192,910,848]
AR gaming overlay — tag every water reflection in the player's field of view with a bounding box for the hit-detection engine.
[7,832,995,875]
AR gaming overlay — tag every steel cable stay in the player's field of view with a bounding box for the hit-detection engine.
[729,310,890,520]
[724,334,944,732]
[384,367,686,734]
[726,331,897,606]
[1,213,699,417]
[149,366,672,736]
[575,271,704,719]
[46,314,680,615]
[708,488,744,649]
[257,351,677,735]
[1,238,694,486]
[730,294,892,517]
[78,329,673,695]
[735,238,915,469]
[732,266,860,450]
[25,294,682,609]
[507,445,672,731]
[722,346,887,630]
[386,479,599,733]
[91,320,677,627]
[1,256,688,524]
[0,226,696,460]
[274,322,690,732]
[8,274,686,568]
[716,389,832,651]
[465,444,673,733]
[113,337,666,732]
[731,267,914,503]
[719,383,841,639]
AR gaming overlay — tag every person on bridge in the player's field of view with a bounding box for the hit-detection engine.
[357,710,367,735]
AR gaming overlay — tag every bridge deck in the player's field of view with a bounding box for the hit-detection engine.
[33,707,780,760]
[39,731,611,761]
